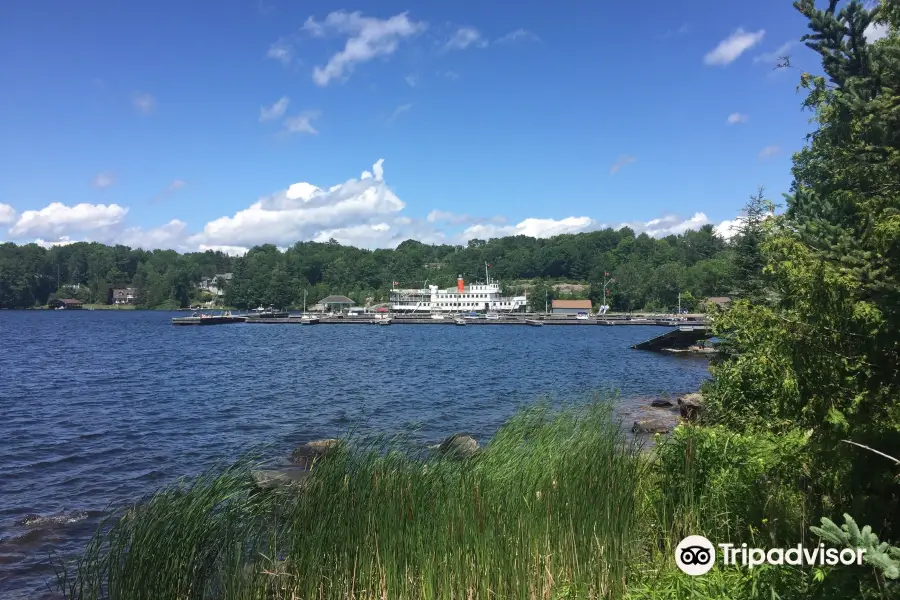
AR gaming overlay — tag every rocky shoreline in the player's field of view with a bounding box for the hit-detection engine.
[252,392,704,490]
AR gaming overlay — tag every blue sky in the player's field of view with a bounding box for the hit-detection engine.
[0,0,863,253]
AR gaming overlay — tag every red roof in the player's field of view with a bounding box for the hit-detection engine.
[551,299,592,309]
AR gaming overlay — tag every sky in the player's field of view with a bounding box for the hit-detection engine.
[0,0,889,255]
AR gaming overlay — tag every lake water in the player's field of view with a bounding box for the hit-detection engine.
[0,311,709,599]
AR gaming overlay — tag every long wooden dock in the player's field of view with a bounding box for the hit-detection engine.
[243,316,708,327]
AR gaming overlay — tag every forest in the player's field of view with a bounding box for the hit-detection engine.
[0,223,736,310]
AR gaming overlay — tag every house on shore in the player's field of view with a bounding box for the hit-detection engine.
[50,298,84,310]
[199,273,232,298]
[551,299,593,315]
[110,288,137,305]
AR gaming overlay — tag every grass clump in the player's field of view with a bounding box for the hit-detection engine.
[60,401,648,600]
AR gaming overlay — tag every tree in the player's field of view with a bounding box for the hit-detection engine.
[706,0,900,535]
[731,187,772,302]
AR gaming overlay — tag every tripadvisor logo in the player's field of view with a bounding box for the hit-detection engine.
[675,535,867,576]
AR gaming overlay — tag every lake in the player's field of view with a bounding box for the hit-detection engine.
[0,311,710,599]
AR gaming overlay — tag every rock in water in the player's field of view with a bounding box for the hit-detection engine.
[678,393,704,422]
[632,419,671,434]
[651,399,674,408]
[437,434,480,458]
[251,467,310,490]
[291,438,341,467]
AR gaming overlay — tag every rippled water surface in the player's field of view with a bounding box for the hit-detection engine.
[0,311,709,598]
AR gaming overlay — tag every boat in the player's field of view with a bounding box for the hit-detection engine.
[576,312,590,321]
[454,317,467,326]
[374,318,392,325]
[525,319,544,327]
[246,305,290,319]
[172,312,247,326]
[300,314,319,325]
[430,313,445,320]
[389,263,527,314]
[485,312,500,320]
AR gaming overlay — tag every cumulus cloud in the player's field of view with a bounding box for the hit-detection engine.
[267,39,295,65]
[302,11,426,86]
[117,219,188,249]
[133,92,157,115]
[92,172,115,189]
[284,111,321,135]
[714,218,742,240]
[33,236,78,249]
[609,154,636,175]
[0,203,18,225]
[186,158,405,248]
[462,217,596,240]
[754,41,795,64]
[624,213,711,237]
[495,29,540,45]
[260,96,290,121]
[758,145,781,159]
[704,28,765,66]
[443,27,488,51]
[726,112,748,125]
[9,202,128,238]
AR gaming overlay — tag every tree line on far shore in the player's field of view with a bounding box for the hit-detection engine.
[0,224,738,311]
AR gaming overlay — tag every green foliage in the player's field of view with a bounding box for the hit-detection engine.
[705,0,900,536]
[812,514,900,580]
[653,424,810,546]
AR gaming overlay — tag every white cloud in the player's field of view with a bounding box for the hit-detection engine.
[462,216,595,240]
[260,96,290,122]
[754,41,795,64]
[133,92,157,115]
[610,154,636,175]
[626,213,711,237]
[714,218,742,240]
[167,179,186,192]
[388,102,412,124]
[186,158,405,248]
[284,111,321,135]
[704,28,765,66]
[92,172,115,189]
[9,202,128,238]
[405,74,418,87]
[443,27,488,51]
[198,245,250,256]
[727,112,749,125]
[267,39,295,66]
[758,145,781,159]
[303,11,427,86]
[34,236,78,249]
[117,219,188,250]
[865,22,889,42]
[495,29,540,45]
[0,203,18,225]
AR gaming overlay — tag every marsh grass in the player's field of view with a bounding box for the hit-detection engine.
[59,401,649,600]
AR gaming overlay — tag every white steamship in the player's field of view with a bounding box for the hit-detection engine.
[389,263,527,314]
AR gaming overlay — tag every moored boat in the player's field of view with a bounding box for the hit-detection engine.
[454,317,467,326]
[525,319,544,327]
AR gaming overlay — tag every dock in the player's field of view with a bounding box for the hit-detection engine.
[171,315,248,326]
[631,325,711,351]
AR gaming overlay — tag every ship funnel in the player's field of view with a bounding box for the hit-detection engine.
[457,275,464,294]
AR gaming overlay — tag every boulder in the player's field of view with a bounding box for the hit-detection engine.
[251,467,311,490]
[678,393,704,422]
[436,434,480,458]
[291,438,341,467]
[632,419,671,434]
[651,399,674,408]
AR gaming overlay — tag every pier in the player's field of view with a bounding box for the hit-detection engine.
[631,324,711,351]
[240,315,709,327]
[171,315,248,326]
